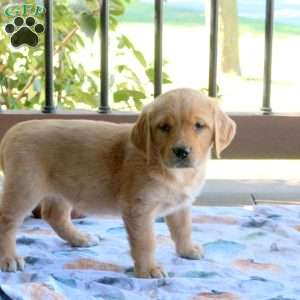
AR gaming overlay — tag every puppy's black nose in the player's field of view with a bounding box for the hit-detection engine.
[172,145,191,160]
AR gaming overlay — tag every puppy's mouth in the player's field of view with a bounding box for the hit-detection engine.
[165,158,194,169]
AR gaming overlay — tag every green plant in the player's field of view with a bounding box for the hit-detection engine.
[0,0,171,111]
[200,84,223,99]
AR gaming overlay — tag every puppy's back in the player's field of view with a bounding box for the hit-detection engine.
[0,120,134,211]
[0,119,132,174]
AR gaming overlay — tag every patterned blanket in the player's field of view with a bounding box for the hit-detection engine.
[0,205,300,300]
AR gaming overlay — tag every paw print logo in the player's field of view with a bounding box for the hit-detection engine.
[5,16,44,48]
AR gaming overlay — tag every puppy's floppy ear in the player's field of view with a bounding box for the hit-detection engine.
[131,105,152,162]
[213,102,236,158]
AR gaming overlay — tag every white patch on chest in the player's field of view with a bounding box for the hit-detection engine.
[156,165,207,217]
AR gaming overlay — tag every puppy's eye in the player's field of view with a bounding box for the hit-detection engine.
[158,123,171,133]
[195,122,205,131]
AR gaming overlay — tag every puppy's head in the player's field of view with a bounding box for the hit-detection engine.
[131,88,236,168]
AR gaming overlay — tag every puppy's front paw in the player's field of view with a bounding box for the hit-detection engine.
[135,264,167,278]
[0,255,25,272]
[71,234,101,247]
[83,234,102,247]
[178,243,204,260]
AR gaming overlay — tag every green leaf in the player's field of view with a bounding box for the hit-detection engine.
[145,67,154,83]
[146,68,172,84]
[162,71,172,84]
[92,70,101,76]
[79,12,97,38]
[74,34,85,47]
[87,75,99,92]
[118,35,134,50]
[114,89,146,103]
[133,50,147,67]
[62,98,76,109]
[109,16,118,30]
[71,89,98,108]
[110,0,125,16]
[28,93,41,106]
[77,64,86,82]
[117,35,147,67]
[116,64,144,92]
[134,98,143,110]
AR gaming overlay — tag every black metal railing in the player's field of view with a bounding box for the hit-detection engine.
[99,0,110,113]
[154,0,163,97]
[43,0,55,113]
[262,0,274,114]
[208,0,219,98]
[39,0,275,114]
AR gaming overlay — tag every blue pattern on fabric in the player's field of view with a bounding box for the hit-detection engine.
[0,205,300,299]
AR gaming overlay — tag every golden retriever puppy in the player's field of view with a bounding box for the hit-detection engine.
[0,88,236,278]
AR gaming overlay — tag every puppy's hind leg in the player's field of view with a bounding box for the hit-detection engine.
[0,181,41,272]
[42,197,101,247]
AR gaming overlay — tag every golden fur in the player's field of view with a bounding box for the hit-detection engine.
[0,88,236,277]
